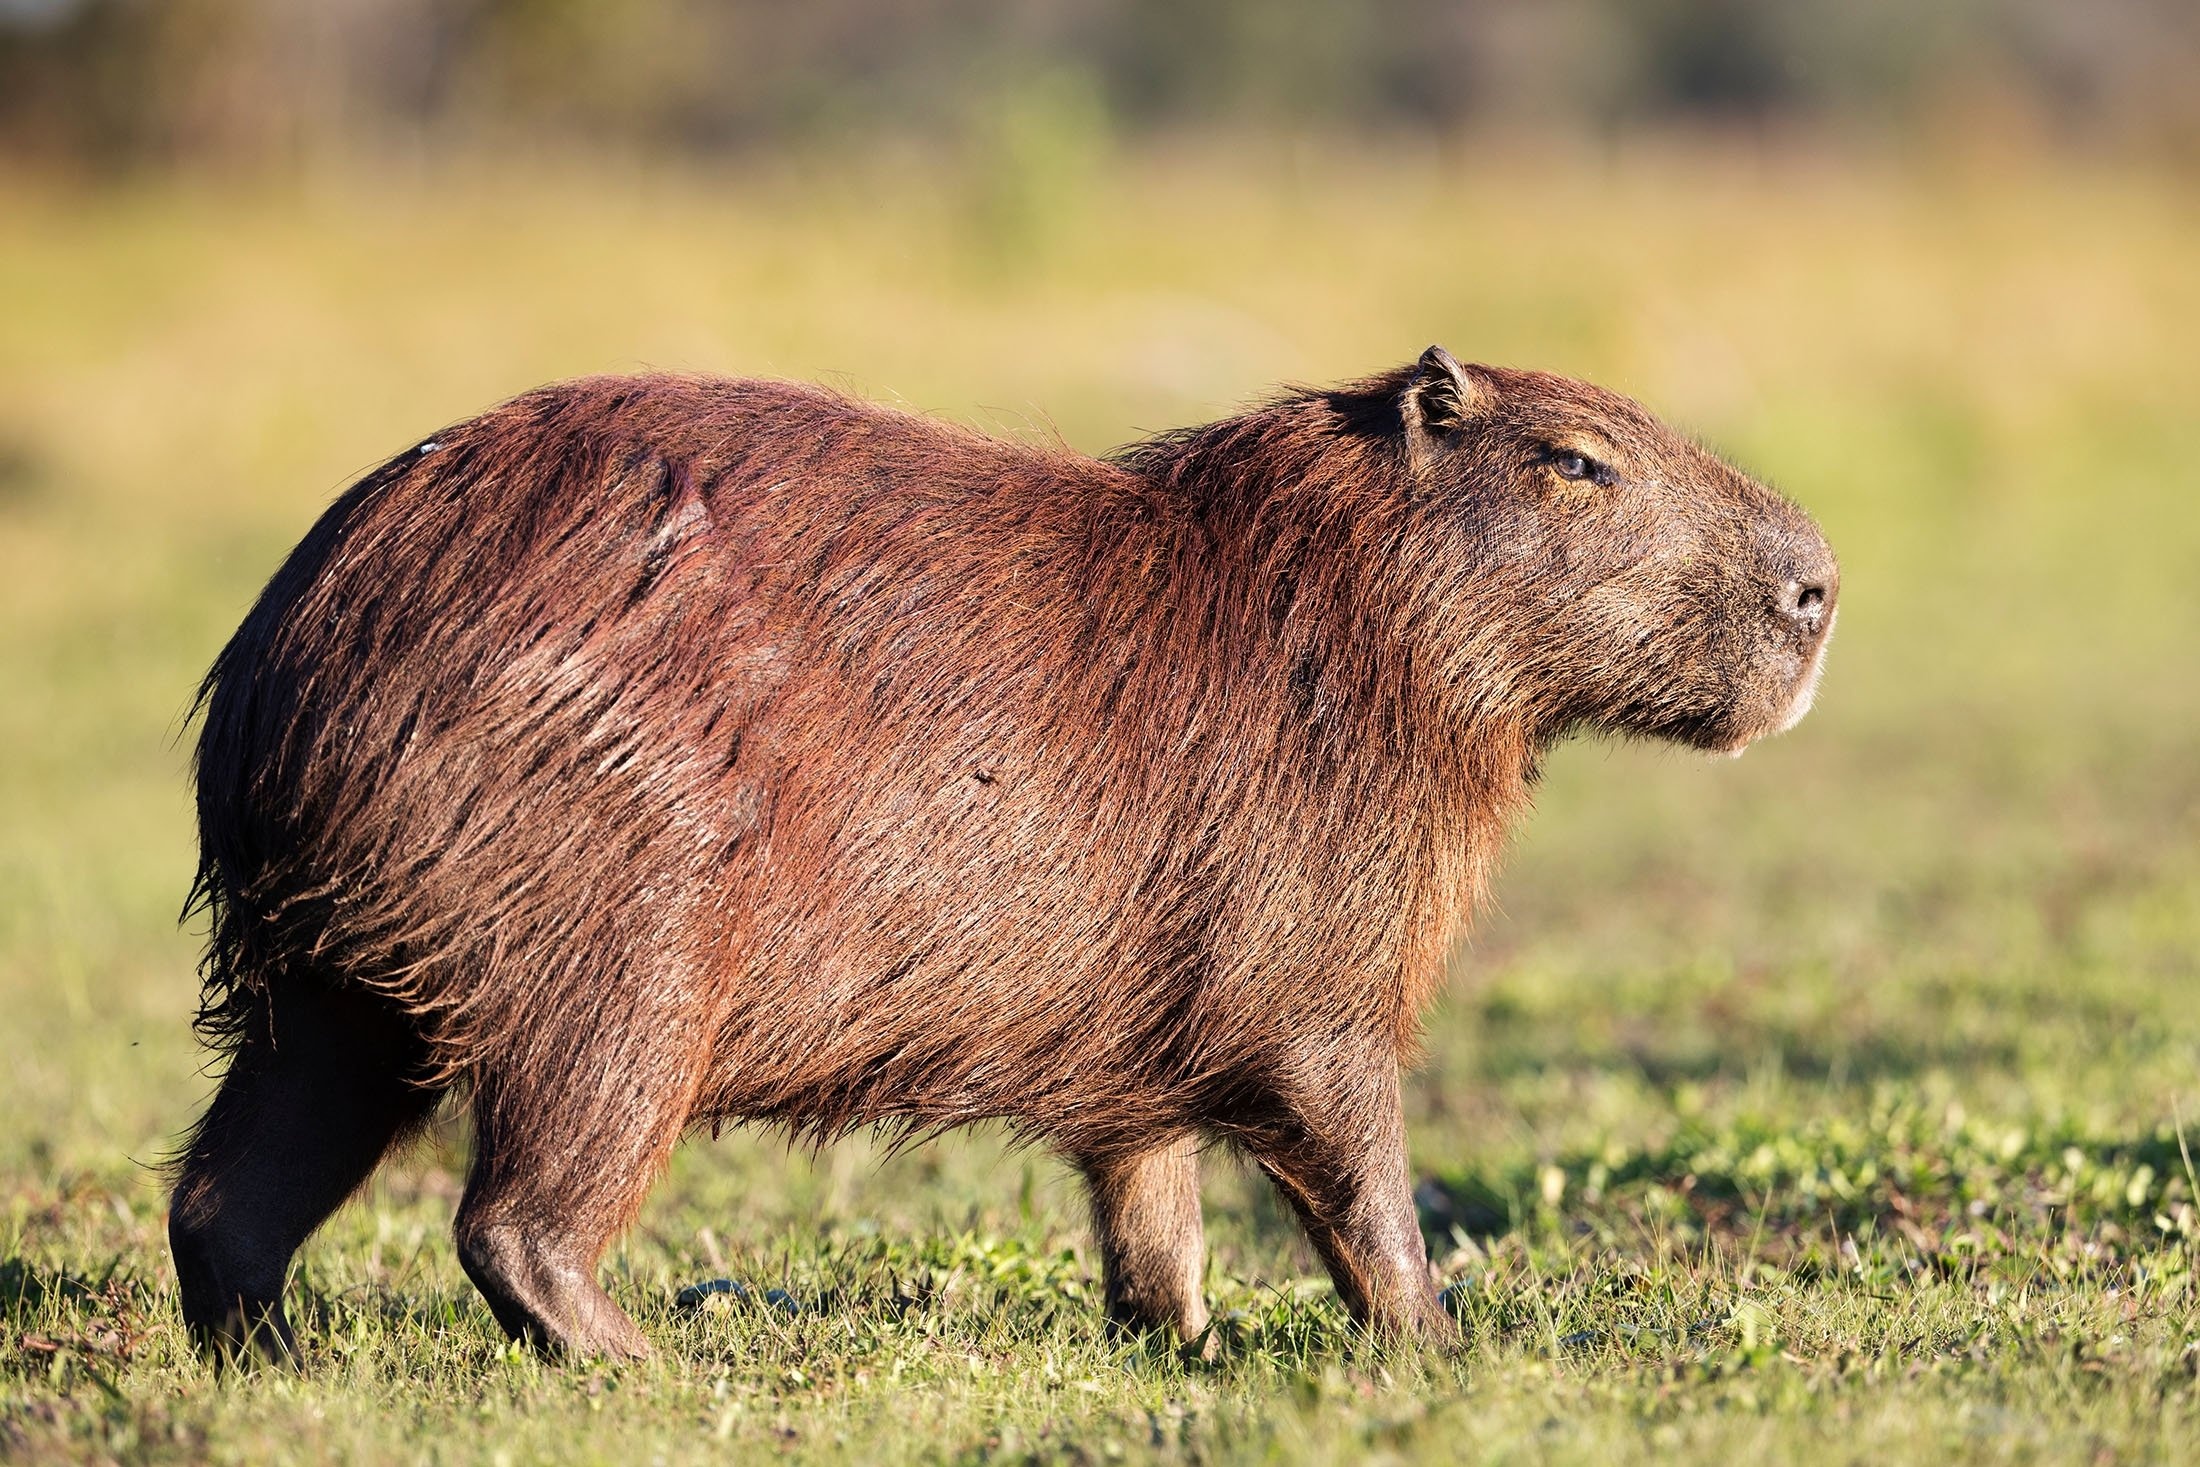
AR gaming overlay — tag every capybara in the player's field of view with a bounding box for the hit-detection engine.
[169,348,1836,1364]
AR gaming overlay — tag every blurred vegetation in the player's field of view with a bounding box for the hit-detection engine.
[4,0,2200,174]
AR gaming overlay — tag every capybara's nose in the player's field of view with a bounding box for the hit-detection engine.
[1779,572,1833,635]
[1759,513,1838,640]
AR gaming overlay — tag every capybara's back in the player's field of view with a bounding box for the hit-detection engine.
[171,355,1837,1364]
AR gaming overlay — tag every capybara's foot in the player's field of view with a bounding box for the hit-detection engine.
[170,1212,301,1371]
[1378,1292,1466,1354]
[183,1297,301,1371]
[1081,1136,1211,1355]
[455,1216,651,1361]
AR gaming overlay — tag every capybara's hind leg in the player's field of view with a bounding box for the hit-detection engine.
[169,983,440,1368]
[1078,1136,1210,1347]
[452,1057,697,1360]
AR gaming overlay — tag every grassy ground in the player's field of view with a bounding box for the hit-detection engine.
[2,142,2197,1463]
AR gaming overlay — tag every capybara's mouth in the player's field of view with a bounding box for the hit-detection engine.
[1723,610,1836,756]
[1774,610,1836,732]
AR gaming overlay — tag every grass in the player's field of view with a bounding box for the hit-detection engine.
[2,139,2198,1462]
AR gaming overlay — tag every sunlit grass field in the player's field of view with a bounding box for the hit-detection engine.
[3,142,2197,1462]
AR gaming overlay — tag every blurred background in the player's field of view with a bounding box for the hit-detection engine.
[5,0,2200,169]
[2,0,2197,1403]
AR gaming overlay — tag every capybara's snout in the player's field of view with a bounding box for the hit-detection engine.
[1765,508,1839,646]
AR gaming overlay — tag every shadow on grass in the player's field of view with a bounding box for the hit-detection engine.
[0,1256,129,1322]
[1416,1118,2199,1265]
[0,1257,159,1378]
[1448,964,2175,1093]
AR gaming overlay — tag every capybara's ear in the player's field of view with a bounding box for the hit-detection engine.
[1401,346,1490,466]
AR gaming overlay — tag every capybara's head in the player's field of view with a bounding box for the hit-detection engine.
[1394,346,1837,754]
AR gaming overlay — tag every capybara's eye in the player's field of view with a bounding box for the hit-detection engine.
[1549,449,1604,482]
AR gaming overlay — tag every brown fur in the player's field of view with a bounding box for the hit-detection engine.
[167,349,1836,1363]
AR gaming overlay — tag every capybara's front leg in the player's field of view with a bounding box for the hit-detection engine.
[1078,1135,1210,1348]
[1247,1065,1453,1346]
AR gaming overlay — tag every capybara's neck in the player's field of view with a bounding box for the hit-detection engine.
[1105,379,1536,1015]
[1112,374,1539,768]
